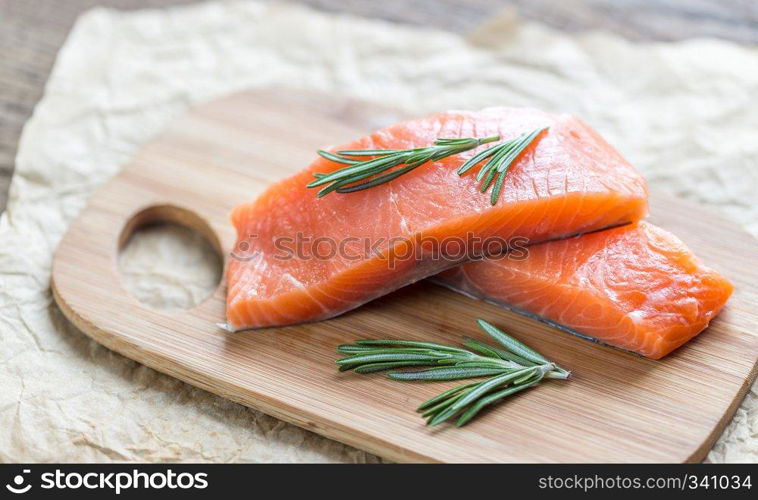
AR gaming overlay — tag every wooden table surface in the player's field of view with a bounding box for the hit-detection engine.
[1,0,757,212]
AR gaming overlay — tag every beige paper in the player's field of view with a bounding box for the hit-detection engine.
[0,1,756,462]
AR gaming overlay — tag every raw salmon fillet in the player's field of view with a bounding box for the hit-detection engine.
[435,222,733,359]
[227,107,648,330]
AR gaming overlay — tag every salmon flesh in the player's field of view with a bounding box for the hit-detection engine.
[227,107,648,330]
[434,222,733,359]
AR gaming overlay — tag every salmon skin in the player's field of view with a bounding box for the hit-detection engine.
[226,107,648,330]
[434,222,733,359]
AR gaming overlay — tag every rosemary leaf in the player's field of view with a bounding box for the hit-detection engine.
[354,361,437,374]
[335,352,454,368]
[453,360,513,370]
[337,149,403,156]
[355,339,470,353]
[337,347,438,356]
[336,345,379,354]
[316,150,359,165]
[388,366,507,381]
[479,167,498,193]
[476,319,549,365]
[428,405,460,426]
[462,337,503,359]
[417,382,478,411]
[490,170,508,205]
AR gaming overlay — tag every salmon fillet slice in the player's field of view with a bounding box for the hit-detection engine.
[434,222,733,359]
[227,107,648,330]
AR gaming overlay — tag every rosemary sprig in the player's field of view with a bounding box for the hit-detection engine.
[308,135,500,198]
[310,127,547,204]
[457,127,548,205]
[336,318,569,427]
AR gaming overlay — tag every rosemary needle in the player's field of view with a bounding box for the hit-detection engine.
[336,318,569,427]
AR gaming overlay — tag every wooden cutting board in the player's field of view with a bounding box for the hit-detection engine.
[51,90,758,463]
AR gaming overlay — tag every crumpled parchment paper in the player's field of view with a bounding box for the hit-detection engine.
[1,0,756,463]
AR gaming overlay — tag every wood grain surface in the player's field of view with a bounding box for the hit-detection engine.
[51,89,758,463]
[2,0,757,211]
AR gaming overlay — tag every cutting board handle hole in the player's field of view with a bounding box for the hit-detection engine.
[117,205,223,311]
